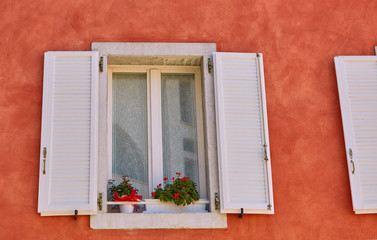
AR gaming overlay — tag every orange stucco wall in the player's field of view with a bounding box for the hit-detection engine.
[1,0,377,239]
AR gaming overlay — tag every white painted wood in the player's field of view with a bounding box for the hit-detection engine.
[38,51,99,216]
[335,56,377,213]
[214,52,274,214]
[150,69,164,190]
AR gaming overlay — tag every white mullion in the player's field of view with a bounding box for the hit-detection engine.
[150,69,164,190]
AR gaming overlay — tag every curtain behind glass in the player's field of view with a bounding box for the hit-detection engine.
[112,73,148,198]
[161,73,199,189]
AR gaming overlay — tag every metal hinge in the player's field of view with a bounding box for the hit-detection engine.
[208,57,213,74]
[99,57,103,72]
[267,204,272,210]
[264,144,269,161]
[257,53,261,57]
[98,193,103,211]
[214,192,220,210]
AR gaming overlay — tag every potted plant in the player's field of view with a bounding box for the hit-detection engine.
[108,176,142,213]
[145,172,207,213]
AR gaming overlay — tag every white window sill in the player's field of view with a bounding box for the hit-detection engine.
[90,212,227,229]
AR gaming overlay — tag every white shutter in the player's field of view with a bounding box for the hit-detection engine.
[335,56,377,214]
[214,52,274,214]
[38,51,99,216]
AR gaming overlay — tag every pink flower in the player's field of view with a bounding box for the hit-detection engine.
[174,193,180,198]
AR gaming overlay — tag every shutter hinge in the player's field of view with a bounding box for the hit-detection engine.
[98,193,103,211]
[214,192,220,210]
[267,204,272,210]
[349,148,355,174]
[99,57,103,72]
[264,144,269,161]
[257,53,261,57]
[208,57,213,74]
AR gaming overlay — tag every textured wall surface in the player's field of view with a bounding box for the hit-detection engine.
[1,0,377,239]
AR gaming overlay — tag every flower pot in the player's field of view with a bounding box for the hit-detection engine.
[119,204,134,213]
[143,199,208,213]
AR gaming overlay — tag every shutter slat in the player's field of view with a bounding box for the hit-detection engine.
[214,52,274,214]
[335,56,377,213]
[38,51,98,216]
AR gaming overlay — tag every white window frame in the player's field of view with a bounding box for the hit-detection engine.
[90,43,227,229]
[107,65,207,197]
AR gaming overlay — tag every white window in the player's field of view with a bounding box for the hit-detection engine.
[107,65,206,199]
[38,43,274,229]
[335,55,377,214]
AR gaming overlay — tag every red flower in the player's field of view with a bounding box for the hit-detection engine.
[187,177,190,180]
[172,177,175,180]
[174,193,180,198]
[176,172,181,176]
[157,183,162,188]
[151,192,155,197]
[163,177,168,181]
[182,177,186,180]
[180,179,183,183]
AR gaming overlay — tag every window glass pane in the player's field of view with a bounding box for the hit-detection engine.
[112,73,148,198]
[161,73,199,189]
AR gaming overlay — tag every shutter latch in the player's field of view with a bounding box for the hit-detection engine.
[42,147,47,174]
[349,148,355,174]
[267,204,272,210]
[98,193,103,211]
[99,57,104,72]
[264,144,269,161]
[208,57,213,74]
[214,192,220,210]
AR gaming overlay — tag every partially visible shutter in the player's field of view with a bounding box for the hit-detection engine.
[38,51,99,216]
[214,52,274,214]
[335,56,377,214]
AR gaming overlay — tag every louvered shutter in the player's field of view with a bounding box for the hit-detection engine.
[335,56,377,214]
[214,52,274,214]
[38,51,99,216]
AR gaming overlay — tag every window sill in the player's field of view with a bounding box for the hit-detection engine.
[90,212,227,229]
[107,199,209,213]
